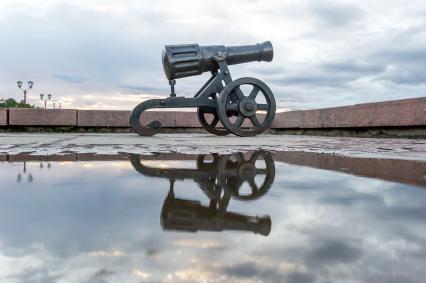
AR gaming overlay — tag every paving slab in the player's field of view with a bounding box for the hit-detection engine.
[0,133,424,161]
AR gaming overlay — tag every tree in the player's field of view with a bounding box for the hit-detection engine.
[0,98,35,108]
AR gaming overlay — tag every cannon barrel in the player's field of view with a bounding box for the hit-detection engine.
[162,41,274,80]
[160,197,271,236]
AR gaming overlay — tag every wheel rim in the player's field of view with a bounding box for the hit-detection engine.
[217,77,276,137]
[197,93,231,136]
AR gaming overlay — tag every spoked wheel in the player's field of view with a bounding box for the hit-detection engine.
[217,151,275,201]
[217,77,276,137]
[197,93,231,136]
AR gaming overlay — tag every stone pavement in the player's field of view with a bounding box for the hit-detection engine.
[0,133,425,161]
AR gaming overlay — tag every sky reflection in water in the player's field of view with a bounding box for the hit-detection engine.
[0,151,425,283]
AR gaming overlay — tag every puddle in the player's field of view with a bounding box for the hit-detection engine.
[0,151,425,282]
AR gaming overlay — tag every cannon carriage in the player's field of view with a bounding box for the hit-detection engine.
[130,41,276,137]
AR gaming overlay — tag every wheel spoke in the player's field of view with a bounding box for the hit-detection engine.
[211,116,219,127]
[257,104,269,111]
[226,103,238,111]
[250,116,260,126]
[249,152,260,164]
[249,86,260,99]
[233,87,245,99]
[248,179,258,192]
[235,115,244,126]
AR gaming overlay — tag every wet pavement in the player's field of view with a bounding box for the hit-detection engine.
[0,133,425,161]
[0,149,425,283]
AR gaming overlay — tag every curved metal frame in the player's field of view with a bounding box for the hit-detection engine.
[129,56,232,136]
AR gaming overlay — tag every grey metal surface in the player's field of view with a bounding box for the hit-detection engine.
[162,41,273,80]
[130,41,277,137]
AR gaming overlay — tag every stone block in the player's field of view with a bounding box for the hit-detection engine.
[0,109,7,126]
[77,110,130,127]
[76,153,128,161]
[77,110,176,128]
[141,110,175,127]
[175,111,201,128]
[9,109,77,126]
[7,154,77,162]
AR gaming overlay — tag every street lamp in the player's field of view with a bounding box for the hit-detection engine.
[40,93,52,109]
[17,80,34,104]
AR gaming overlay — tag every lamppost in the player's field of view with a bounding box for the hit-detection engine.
[40,93,52,109]
[17,80,34,104]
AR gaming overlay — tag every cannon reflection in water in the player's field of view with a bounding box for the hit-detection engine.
[130,151,275,236]
[129,42,276,137]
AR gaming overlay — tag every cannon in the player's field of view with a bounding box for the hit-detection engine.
[161,195,271,236]
[130,151,275,235]
[129,41,276,137]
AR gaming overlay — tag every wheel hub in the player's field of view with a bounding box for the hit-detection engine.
[238,163,256,179]
[239,98,257,117]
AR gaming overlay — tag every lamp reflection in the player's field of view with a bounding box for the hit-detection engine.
[130,151,275,236]
[16,161,52,183]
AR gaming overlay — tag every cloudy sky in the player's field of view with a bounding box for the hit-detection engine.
[0,0,425,110]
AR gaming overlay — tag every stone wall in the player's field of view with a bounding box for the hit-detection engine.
[273,97,426,128]
[1,97,425,133]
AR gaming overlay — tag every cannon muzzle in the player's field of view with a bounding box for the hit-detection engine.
[162,41,274,80]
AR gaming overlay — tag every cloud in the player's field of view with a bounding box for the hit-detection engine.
[222,261,315,283]
[0,0,425,111]
[54,74,89,84]
[85,269,114,283]
[309,1,365,27]
[306,239,363,266]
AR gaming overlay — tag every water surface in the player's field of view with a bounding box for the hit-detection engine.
[0,151,425,283]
